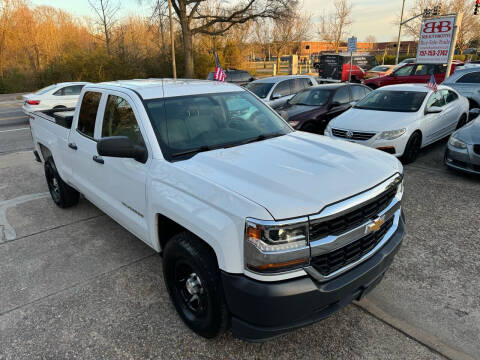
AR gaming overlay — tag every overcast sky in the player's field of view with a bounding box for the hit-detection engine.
[31,0,407,42]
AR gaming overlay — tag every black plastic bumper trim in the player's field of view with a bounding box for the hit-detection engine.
[222,218,405,341]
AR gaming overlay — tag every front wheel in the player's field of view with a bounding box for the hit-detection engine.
[163,232,229,338]
[402,132,422,164]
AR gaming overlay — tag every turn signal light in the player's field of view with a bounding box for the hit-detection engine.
[247,258,309,272]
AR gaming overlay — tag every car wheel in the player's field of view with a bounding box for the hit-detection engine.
[301,122,317,133]
[163,232,230,338]
[456,114,467,130]
[44,157,80,208]
[402,132,422,164]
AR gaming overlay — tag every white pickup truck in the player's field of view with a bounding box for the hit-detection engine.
[29,79,405,341]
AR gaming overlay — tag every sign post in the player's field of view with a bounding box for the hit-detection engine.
[347,37,357,83]
[416,14,462,79]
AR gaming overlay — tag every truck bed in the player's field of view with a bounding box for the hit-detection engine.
[33,108,76,129]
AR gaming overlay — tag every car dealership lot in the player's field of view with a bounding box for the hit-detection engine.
[0,98,478,359]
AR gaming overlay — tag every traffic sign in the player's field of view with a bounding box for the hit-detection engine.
[347,37,357,53]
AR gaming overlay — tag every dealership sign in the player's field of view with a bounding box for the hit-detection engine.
[417,16,457,63]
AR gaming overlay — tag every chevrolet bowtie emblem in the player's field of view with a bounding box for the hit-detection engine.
[366,216,385,234]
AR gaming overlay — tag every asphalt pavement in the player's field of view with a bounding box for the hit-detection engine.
[0,94,32,155]
[0,95,478,360]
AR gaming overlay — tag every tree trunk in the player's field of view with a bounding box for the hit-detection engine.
[181,19,194,78]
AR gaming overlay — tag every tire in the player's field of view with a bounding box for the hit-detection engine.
[401,132,422,164]
[301,122,317,134]
[44,157,79,208]
[163,232,229,338]
[456,114,467,130]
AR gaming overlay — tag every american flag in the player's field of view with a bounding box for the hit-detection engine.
[213,53,226,82]
[426,74,438,92]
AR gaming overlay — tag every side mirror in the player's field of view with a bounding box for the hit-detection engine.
[271,92,282,100]
[97,136,147,163]
[426,106,443,114]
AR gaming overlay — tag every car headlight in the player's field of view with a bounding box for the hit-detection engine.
[448,135,467,149]
[378,128,407,140]
[244,218,309,273]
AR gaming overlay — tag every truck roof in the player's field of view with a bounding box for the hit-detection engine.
[96,79,243,100]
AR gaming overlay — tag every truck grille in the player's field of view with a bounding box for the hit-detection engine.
[332,128,376,141]
[474,144,480,155]
[310,217,394,276]
[309,184,398,240]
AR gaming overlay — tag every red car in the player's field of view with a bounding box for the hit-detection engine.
[363,62,462,89]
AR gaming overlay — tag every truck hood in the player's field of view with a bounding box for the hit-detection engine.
[331,108,417,132]
[176,132,401,220]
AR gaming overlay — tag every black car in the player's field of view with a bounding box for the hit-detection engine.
[207,69,255,86]
[277,83,372,133]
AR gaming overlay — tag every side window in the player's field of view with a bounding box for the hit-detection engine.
[291,79,305,93]
[272,80,291,98]
[394,65,414,77]
[443,90,458,104]
[426,92,446,109]
[77,91,102,138]
[102,95,145,146]
[436,64,447,74]
[414,64,435,76]
[332,86,351,104]
[63,85,84,95]
[457,72,480,83]
[351,86,367,101]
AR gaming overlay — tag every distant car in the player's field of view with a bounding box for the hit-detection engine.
[364,63,461,89]
[445,115,480,174]
[442,68,480,109]
[245,75,318,109]
[207,69,255,86]
[364,65,396,79]
[324,84,469,163]
[22,82,89,115]
[277,83,371,133]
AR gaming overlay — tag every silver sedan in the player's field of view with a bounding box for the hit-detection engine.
[442,67,480,109]
[445,112,480,174]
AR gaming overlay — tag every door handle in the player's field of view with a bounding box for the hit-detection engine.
[68,143,77,150]
[92,155,104,164]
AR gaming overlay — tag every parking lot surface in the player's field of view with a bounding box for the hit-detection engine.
[0,95,478,359]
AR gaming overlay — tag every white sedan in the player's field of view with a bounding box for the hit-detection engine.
[324,84,469,163]
[22,82,89,115]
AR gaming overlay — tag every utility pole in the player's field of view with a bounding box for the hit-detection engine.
[446,12,463,79]
[395,0,406,65]
[168,0,176,79]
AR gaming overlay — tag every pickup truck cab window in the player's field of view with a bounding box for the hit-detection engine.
[145,91,291,160]
[77,91,102,138]
[102,95,145,146]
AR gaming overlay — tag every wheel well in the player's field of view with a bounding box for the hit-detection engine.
[38,143,52,162]
[468,98,479,109]
[412,130,422,142]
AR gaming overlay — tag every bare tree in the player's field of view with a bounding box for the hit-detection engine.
[88,0,120,55]
[169,0,296,78]
[318,0,352,53]
[149,0,169,55]
[365,35,376,43]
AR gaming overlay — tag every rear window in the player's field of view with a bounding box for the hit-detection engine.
[35,85,57,95]
[77,91,102,138]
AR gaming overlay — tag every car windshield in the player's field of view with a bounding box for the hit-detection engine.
[35,84,58,95]
[145,91,292,160]
[370,66,390,72]
[289,88,332,106]
[245,82,274,98]
[354,90,427,112]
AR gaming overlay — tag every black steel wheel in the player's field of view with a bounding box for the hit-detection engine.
[163,232,229,338]
[402,132,422,164]
[44,157,79,208]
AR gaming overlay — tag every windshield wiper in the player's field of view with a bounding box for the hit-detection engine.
[171,145,216,158]
[240,132,285,145]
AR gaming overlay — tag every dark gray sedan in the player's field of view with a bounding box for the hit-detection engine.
[445,113,480,174]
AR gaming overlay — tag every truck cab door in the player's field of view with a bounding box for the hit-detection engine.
[68,90,107,203]
[95,92,150,244]
[389,64,415,85]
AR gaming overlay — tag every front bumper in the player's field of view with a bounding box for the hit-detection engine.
[222,214,405,341]
[445,143,480,175]
[326,132,408,157]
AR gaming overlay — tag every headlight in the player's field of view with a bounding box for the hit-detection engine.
[378,128,407,140]
[448,135,467,149]
[245,218,309,273]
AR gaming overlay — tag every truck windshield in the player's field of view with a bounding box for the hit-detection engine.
[245,82,274,98]
[145,91,292,160]
[354,90,427,113]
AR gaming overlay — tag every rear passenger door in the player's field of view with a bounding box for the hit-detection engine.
[441,89,461,134]
[424,91,447,143]
[96,91,151,243]
[68,90,107,203]
[325,86,352,122]
[411,64,436,83]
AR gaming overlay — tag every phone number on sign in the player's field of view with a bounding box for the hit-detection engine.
[419,50,448,57]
